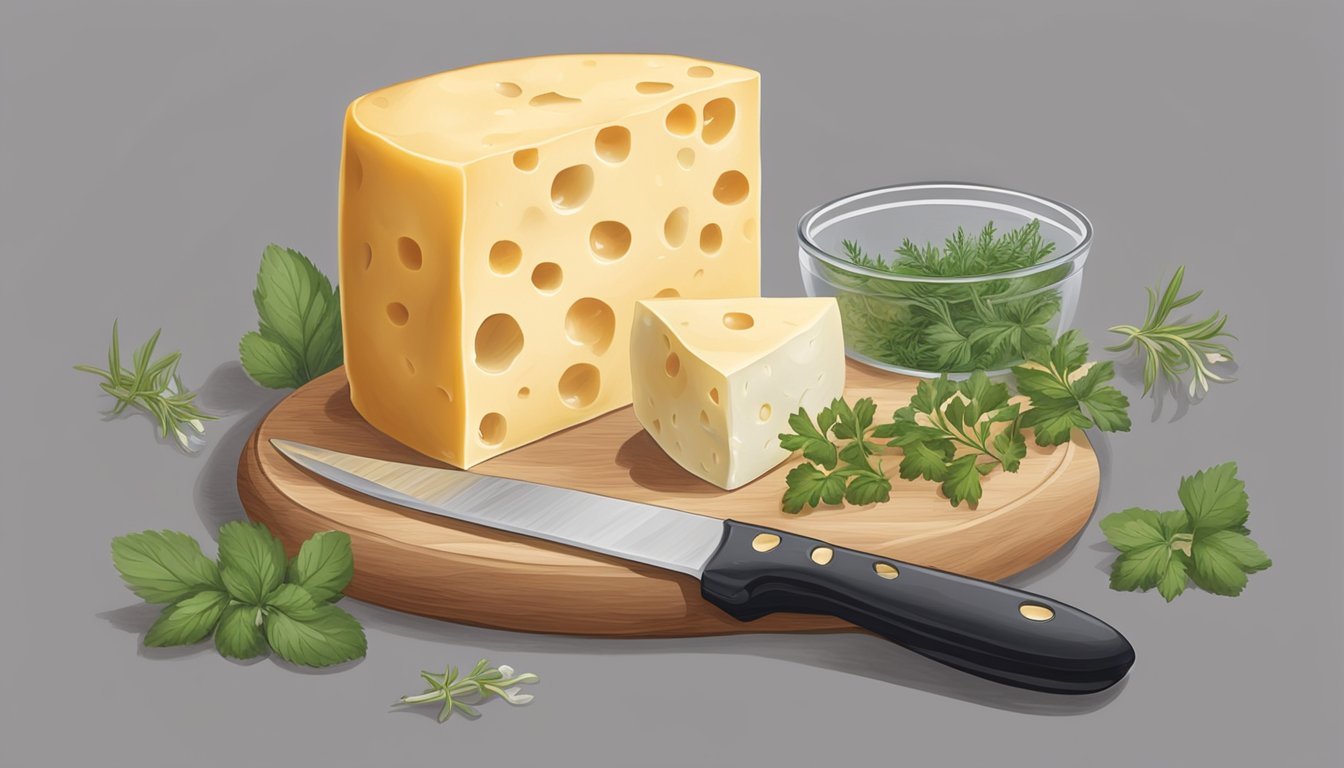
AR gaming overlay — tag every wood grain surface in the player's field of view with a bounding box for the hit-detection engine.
[238,362,1099,637]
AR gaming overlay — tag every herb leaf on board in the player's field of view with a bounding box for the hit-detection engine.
[1106,266,1234,398]
[1013,330,1132,446]
[778,397,892,513]
[1101,462,1270,600]
[881,373,1025,508]
[239,244,344,389]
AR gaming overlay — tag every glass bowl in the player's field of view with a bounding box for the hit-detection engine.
[797,182,1092,377]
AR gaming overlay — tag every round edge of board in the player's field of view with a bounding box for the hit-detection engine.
[236,366,1100,637]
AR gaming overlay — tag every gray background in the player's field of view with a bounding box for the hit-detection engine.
[2,1,1340,765]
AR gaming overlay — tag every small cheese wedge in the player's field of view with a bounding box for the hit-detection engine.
[631,297,845,490]
[339,54,760,468]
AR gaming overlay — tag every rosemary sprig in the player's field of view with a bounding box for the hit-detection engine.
[397,659,539,723]
[1106,266,1234,398]
[75,320,215,450]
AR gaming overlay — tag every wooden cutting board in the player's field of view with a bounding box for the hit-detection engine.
[238,362,1099,637]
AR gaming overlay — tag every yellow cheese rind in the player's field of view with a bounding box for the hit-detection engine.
[631,298,846,490]
[339,54,760,468]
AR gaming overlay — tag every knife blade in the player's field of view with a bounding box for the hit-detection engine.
[272,439,1134,694]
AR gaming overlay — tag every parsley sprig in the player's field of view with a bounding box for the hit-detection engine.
[878,373,1026,508]
[1013,330,1132,446]
[75,321,215,451]
[398,659,539,722]
[1107,266,1234,398]
[111,523,367,667]
[1101,462,1270,600]
[779,398,892,513]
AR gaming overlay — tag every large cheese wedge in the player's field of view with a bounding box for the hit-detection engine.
[338,55,761,468]
[631,297,845,490]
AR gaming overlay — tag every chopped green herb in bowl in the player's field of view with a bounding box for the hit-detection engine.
[797,183,1092,377]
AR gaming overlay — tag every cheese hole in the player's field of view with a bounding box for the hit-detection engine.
[512,148,539,171]
[558,363,601,409]
[398,237,423,270]
[437,386,453,403]
[655,288,680,298]
[671,412,678,425]
[530,91,581,107]
[403,358,416,374]
[345,150,362,189]
[495,82,522,97]
[551,164,595,211]
[589,220,632,261]
[387,302,409,326]
[594,126,631,163]
[531,262,563,293]
[474,313,525,373]
[665,352,681,377]
[663,207,690,247]
[651,418,661,434]
[759,404,772,422]
[665,104,696,136]
[709,387,719,404]
[743,218,758,241]
[636,81,673,94]
[478,413,507,445]
[518,387,530,399]
[700,224,723,255]
[489,240,522,275]
[361,243,372,270]
[699,410,710,429]
[688,65,714,78]
[701,98,736,144]
[564,298,615,355]
[677,148,695,169]
[712,451,720,465]
[582,59,598,67]
[713,171,750,205]
[723,312,754,330]
[693,268,705,280]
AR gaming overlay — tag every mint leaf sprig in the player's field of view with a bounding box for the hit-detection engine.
[239,244,344,389]
[1013,330,1132,446]
[878,372,1026,508]
[1101,462,1270,601]
[398,659,539,723]
[75,321,215,451]
[1106,266,1234,399]
[111,523,366,667]
[779,398,892,513]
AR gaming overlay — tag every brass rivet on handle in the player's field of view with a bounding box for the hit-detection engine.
[1019,603,1055,622]
[751,533,780,552]
[874,563,899,579]
[810,547,834,565]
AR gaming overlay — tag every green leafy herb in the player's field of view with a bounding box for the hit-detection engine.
[778,397,891,513]
[239,244,344,389]
[112,524,366,667]
[877,372,1026,508]
[1013,330,1132,446]
[398,659,539,722]
[1106,266,1234,398]
[832,220,1063,373]
[1101,462,1270,600]
[75,321,215,451]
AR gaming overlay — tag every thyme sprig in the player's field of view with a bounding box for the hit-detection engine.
[397,659,539,723]
[75,321,214,451]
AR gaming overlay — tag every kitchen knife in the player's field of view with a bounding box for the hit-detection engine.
[271,439,1134,694]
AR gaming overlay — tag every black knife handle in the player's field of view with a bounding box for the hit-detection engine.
[700,521,1134,694]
